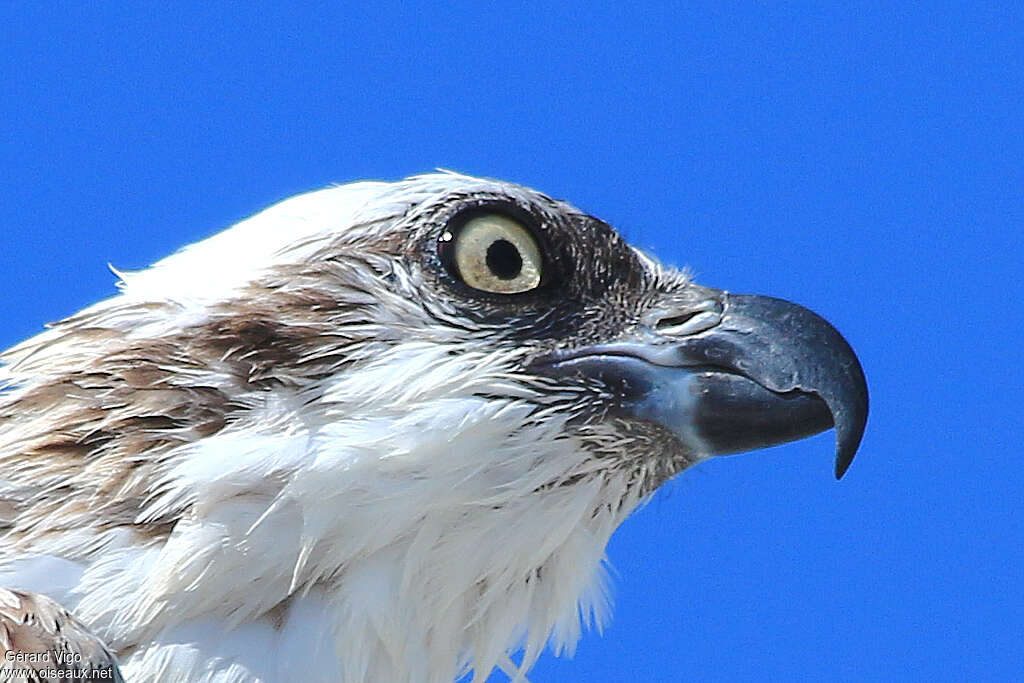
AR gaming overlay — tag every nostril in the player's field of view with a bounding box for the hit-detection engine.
[642,299,724,335]
[651,309,722,336]
[656,312,698,329]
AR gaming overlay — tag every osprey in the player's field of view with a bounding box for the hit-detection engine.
[0,173,867,682]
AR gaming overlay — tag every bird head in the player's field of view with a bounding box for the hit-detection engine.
[0,172,867,681]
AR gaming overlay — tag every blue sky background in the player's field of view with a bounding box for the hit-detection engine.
[2,3,1021,681]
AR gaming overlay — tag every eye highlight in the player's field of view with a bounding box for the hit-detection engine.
[448,214,543,294]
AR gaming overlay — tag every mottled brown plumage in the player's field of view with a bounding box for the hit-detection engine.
[0,588,123,682]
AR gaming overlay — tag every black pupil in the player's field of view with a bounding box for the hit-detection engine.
[486,239,523,280]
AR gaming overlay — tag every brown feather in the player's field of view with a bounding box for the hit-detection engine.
[0,589,123,682]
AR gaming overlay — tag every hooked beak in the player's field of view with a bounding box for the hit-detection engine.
[533,294,868,478]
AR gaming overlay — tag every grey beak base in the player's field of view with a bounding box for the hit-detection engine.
[534,294,868,478]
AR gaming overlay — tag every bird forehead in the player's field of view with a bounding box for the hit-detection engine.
[116,173,573,302]
[13,173,673,389]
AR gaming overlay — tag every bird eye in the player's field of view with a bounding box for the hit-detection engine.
[447,214,543,294]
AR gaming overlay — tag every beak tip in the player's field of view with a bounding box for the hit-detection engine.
[834,454,852,480]
[833,403,868,480]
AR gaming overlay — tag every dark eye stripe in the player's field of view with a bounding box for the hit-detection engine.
[422,194,651,345]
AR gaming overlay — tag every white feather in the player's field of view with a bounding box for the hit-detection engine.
[0,173,654,682]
